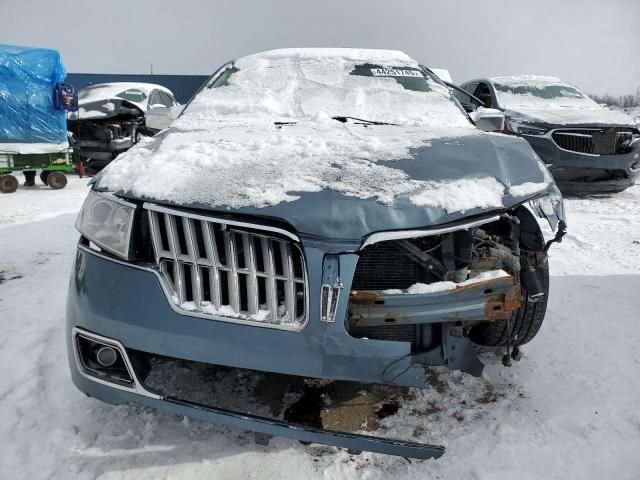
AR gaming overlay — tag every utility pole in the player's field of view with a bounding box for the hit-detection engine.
[150,63,154,75]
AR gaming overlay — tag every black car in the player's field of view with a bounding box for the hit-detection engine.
[457,76,640,194]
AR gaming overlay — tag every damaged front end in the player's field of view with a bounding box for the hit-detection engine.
[68,186,565,459]
[67,99,149,173]
[345,188,565,378]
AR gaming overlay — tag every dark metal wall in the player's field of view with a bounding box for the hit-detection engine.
[66,73,209,104]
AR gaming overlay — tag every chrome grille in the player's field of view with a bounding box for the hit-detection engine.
[552,128,634,155]
[145,204,307,329]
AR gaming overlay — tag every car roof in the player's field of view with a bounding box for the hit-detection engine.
[80,82,173,95]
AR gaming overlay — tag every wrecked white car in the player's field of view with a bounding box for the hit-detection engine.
[67,83,179,174]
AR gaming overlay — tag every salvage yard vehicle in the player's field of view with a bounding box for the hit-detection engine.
[459,76,640,194]
[0,44,75,193]
[67,83,179,174]
[67,49,567,459]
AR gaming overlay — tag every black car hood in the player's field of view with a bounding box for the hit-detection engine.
[103,128,551,242]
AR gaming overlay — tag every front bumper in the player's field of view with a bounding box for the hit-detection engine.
[66,194,565,459]
[524,135,640,194]
[67,244,430,388]
[68,332,445,459]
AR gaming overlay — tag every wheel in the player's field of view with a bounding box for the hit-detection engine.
[47,171,68,190]
[470,252,549,347]
[0,174,19,193]
[40,170,50,185]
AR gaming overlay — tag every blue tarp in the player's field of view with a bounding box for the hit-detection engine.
[0,44,68,145]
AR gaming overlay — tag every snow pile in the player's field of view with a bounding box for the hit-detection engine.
[1,178,640,478]
[0,175,89,227]
[382,270,510,295]
[409,177,506,212]
[180,300,272,322]
[97,48,495,212]
[508,181,549,198]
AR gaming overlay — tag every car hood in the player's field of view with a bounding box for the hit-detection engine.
[98,123,552,242]
[505,106,637,128]
[68,98,145,121]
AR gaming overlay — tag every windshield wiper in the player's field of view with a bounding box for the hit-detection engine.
[332,116,397,126]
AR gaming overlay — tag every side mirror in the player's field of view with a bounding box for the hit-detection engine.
[145,105,184,131]
[470,107,505,132]
[148,103,166,110]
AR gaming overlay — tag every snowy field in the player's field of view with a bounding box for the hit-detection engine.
[1,176,639,479]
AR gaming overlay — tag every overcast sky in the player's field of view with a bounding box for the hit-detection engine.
[1,0,638,95]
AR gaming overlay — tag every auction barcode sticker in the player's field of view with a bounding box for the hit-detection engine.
[370,68,422,77]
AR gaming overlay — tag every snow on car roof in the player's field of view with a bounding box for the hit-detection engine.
[489,75,563,85]
[79,82,172,95]
[77,82,173,109]
[235,47,416,66]
[98,48,513,212]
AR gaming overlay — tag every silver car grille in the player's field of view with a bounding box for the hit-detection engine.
[145,204,307,330]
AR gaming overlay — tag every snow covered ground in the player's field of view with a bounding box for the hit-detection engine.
[1,176,639,479]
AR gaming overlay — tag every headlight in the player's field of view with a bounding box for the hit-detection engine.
[76,190,136,259]
[527,184,566,231]
[505,119,548,136]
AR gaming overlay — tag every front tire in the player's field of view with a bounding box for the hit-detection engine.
[470,252,549,347]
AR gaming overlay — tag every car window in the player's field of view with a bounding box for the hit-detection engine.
[158,91,174,107]
[195,58,472,128]
[462,82,478,95]
[115,89,147,103]
[474,83,494,109]
[148,90,162,107]
[209,66,239,89]
[451,88,471,104]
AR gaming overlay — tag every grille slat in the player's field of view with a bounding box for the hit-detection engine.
[242,233,259,315]
[146,206,307,328]
[262,237,279,321]
[552,128,633,155]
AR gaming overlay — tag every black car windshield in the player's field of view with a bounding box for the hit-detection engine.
[187,52,472,128]
[492,77,599,109]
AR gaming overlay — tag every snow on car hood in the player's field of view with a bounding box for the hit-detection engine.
[96,122,551,240]
[506,106,637,127]
[95,49,552,240]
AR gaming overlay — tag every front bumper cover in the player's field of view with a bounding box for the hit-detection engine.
[69,326,445,459]
[523,135,640,193]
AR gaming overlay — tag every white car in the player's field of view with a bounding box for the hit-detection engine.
[67,82,179,173]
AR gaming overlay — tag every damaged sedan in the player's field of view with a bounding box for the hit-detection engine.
[67,49,566,459]
[67,82,179,174]
[459,76,640,194]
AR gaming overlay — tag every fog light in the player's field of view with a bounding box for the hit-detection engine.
[96,346,118,367]
[75,333,133,385]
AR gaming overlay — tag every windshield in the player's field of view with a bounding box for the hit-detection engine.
[115,89,147,103]
[78,85,147,103]
[181,54,471,129]
[492,78,599,109]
